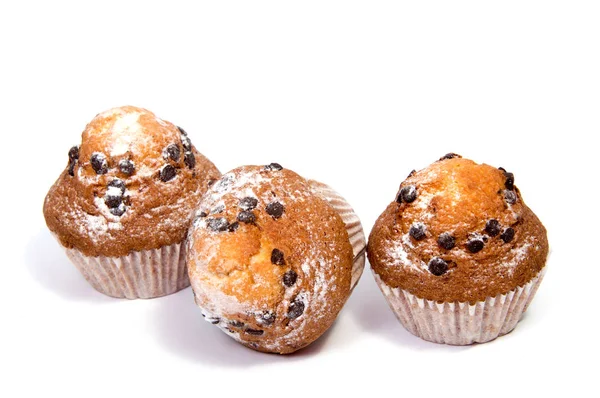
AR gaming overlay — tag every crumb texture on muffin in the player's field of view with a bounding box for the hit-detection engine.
[43,106,220,257]
[187,165,353,354]
[368,155,548,303]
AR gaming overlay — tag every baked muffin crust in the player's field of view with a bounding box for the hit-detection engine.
[368,155,548,303]
[44,106,220,257]
[187,165,353,354]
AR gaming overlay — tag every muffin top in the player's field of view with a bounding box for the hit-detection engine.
[368,154,548,303]
[43,106,220,257]
[187,165,353,354]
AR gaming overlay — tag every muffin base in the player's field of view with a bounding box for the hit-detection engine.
[63,241,189,299]
[373,267,546,345]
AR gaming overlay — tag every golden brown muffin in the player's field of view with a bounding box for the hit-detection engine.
[368,154,549,344]
[43,106,220,298]
[187,164,364,354]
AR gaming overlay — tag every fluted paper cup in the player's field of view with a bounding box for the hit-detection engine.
[373,267,546,345]
[310,180,366,290]
[61,241,189,299]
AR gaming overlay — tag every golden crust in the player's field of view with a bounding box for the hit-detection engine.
[368,157,549,303]
[43,106,220,257]
[187,166,353,354]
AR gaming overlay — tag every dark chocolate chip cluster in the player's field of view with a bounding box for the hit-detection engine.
[202,165,307,330]
[158,127,197,182]
[498,167,518,205]
[104,178,128,216]
[68,146,79,176]
[66,125,198,217]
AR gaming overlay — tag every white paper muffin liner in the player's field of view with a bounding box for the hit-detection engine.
[373,267,546,345]
[62,240,189,299]
[310,180,366,290]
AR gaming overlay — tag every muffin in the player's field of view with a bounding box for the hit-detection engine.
[368,154,549,345]
[43,106,221,299]
[187,164,366,354]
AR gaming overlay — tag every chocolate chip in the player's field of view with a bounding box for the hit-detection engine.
[68,146,79,160]
[245,329,264,336]
[198,211,208,218]
[228,221,240,232]
[68,160,76,176]
[109,204,126,217]
[504,190,517,205]
[407,169,416,178]
[428,257,448,276]
[398,185,417,203]
[211,205,225,214]
[409,223,427,241]
[207,217,229,232]
[229,320,244,328]
[485,219,501,237]
[209,318,220,325]
[159,164,176,182]
[287,299,305,320]
[108,179,126,194]
[237,210,256,224]
[283,270,298,287]
[440,153,461,161]
[466,238,485,253]
[437,233,455,250]
[258,311,276,326]
[90,152,108,175]
[184,151,195,169]
[105,194,122,208]
[165,144,181,162]
[177,126,187,136]
[118,159,135,176]
[271,249,286,265]
[239,197,258,211]
[264,163,283,171]
[181,135,192,151]
[501,227,515,243]
[505,172,515,190]
[499,168,514,189]
[265,202,284,219]
[104,178,125,201]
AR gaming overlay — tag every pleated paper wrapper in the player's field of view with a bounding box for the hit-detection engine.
[373,268,546,345]
[310,180,366,290]
[62,241,189,299]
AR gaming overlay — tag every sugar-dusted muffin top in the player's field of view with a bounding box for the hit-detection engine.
[44,106,220,257]
[368,154,548,303]
[187,165,353,354]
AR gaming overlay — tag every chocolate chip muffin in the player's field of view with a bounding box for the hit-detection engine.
[43,106,220,299]
[368,154,549,345]
[187,164,365,354]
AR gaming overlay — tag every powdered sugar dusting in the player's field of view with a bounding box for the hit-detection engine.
[188,166,347,353]
[196,169,298,218]
[387,234,428,273]
[502,237,534,274]
[110,112,141,156]
[106,185,123,197]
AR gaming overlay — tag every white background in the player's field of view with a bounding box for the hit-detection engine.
[1,1,598,397]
